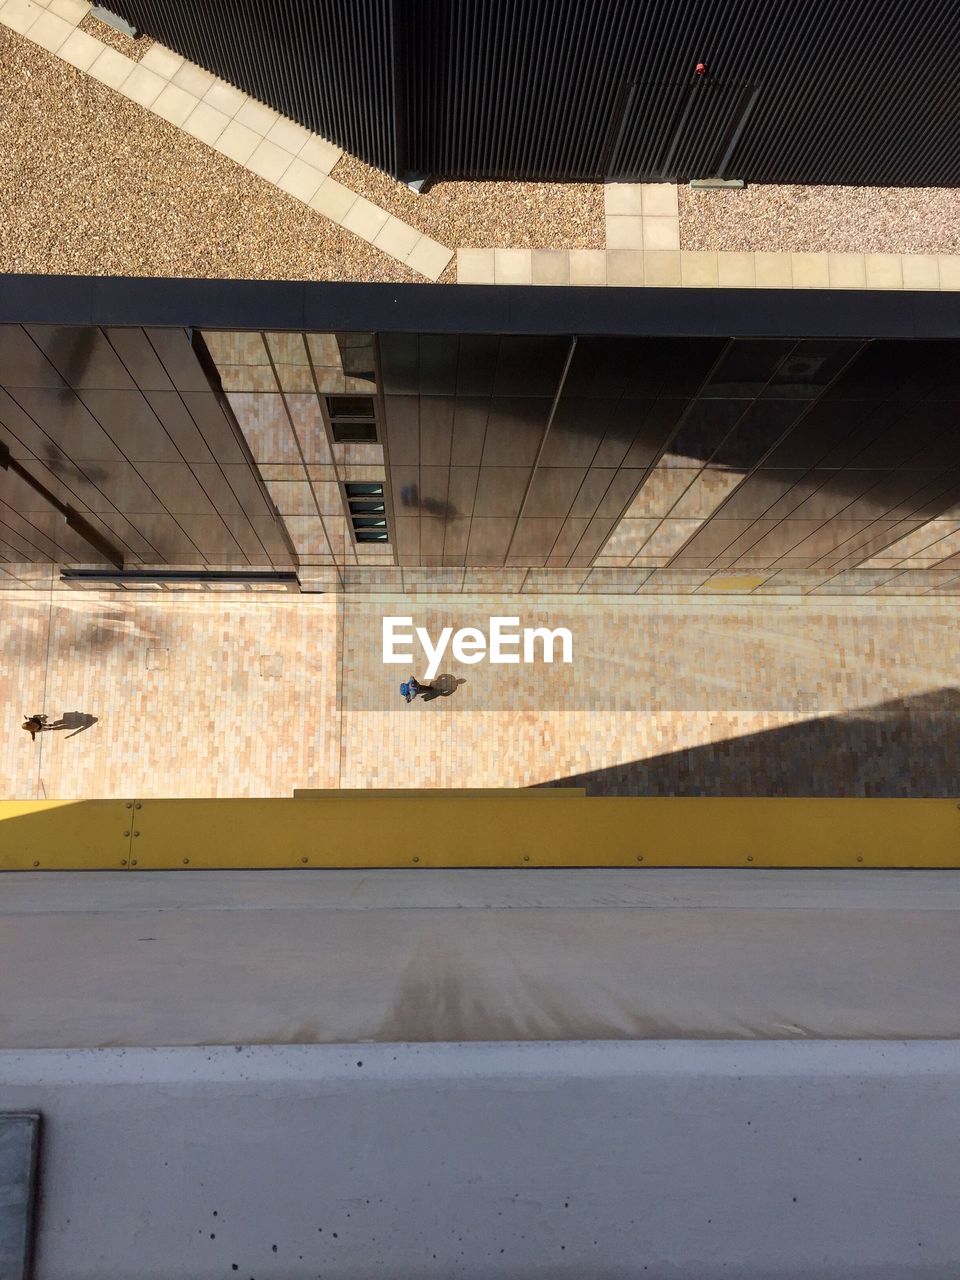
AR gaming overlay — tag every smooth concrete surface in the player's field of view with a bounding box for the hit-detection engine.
[3,871,960,1046]
[7,868,960,912]
[1,1041,959,1279]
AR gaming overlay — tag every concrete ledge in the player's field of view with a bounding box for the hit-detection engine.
[2,1042,959,1278]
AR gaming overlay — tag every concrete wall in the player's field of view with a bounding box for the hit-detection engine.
[3,870,960,1278]
[2,1042,960,1279]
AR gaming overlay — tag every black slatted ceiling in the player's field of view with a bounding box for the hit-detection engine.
[109,0,397,173]
[103,0,959,183]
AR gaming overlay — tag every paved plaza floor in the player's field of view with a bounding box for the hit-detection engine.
[2,588,958,800]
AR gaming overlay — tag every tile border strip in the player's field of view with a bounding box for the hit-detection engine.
[460,182,960,289]
[459,245,960,290]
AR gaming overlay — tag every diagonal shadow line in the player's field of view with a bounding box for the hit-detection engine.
[537,687,960,798]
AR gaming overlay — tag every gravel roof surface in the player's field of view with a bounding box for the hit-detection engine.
[680,184,960,254]
[77,12,152,60]
[0,29,417,281]
[4,19,954,282]
[332,152,605,249]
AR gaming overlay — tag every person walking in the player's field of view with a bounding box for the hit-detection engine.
[400,675,466,704]
[21,713,48,741]
[400,677,440,703]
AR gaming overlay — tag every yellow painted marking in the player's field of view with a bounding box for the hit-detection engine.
[292,788,588,798]
[1,796,957,869]
[708,575,770,591]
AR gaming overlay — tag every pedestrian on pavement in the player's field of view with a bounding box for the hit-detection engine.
[400,675,466,704]
[400,676,439,703]
[21,713,48,741]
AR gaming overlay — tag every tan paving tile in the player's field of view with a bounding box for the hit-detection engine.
[569,248,606,286]
[643,250,681,286]
[605,215,643,249]
[864,254,903,289]
[939,256,960,290]
[138,43,183,79]
[151,81,200,128]
[901,254,940,290]
[202,79,247,117]
[406,236,454,280]
[790,253,829,289]
[605,250,644,286]
[46,0,86,21]
[609,248,647,286]
[642,217,681,251]
[266,116,314,156]
[246,138,294,184]
[56,24,99,68]
[212,118,261,165]
[457,248,496,284]
[603,183,643,215]
[119,61,166,108]
[341,195,390,241]
[298,135,342,173]
[234,97,280,135]
[181,100,230,146]
[494,247,533,285]
[171,59,216,98]
[87,44,133,90]
[717,252,756,287]
[531,249,570,285]
[26,7,72,50]
[275,156,326,203]
[1,0,43,33]
[373,215,422,260]
[754,252,793,287]
[640,183,679,216]
[680,250,719,287]
[308,177,358,223]
[827,253,867,288]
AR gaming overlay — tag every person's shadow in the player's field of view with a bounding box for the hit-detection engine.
[46,712,98,739]
[432,674,466,698]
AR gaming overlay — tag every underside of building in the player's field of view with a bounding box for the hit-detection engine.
[2,278,960,598]
[3,275,960,1280]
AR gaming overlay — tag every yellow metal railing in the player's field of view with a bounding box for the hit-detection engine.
[0,793,958,870]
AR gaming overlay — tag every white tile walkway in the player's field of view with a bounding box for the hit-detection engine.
[0,0,454,281]
[459,182,960,290]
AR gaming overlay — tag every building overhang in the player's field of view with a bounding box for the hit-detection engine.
[2,275,959,340]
